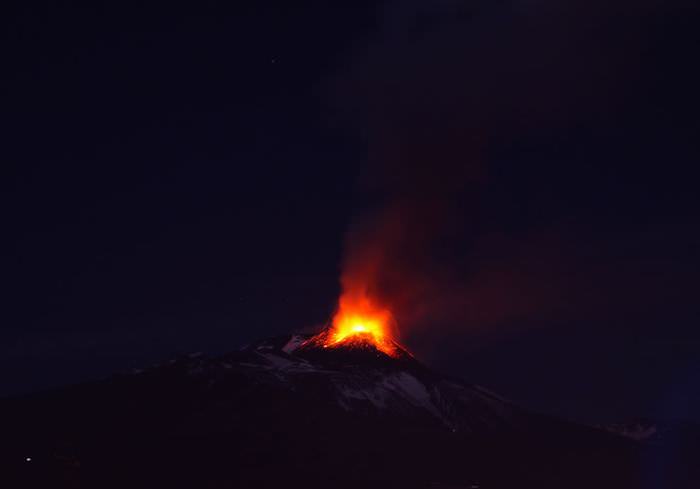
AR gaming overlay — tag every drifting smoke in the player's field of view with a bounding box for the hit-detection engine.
[337,160,481,338]
[328,0,700,351]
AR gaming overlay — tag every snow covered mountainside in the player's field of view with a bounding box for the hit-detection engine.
[198,334,517,434]
[1,334,696,488]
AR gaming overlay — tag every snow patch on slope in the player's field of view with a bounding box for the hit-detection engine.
[334,371,450,425]
[258,352,296,368]
[282,335,306,354]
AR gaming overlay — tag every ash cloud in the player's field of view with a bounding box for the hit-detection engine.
[328,0,700,350]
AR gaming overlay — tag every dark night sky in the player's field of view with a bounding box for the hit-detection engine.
[2,0,699,424]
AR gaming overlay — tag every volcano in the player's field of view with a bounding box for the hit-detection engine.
[0,333,689,488]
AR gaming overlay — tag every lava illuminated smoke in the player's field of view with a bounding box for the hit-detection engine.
[310,289,400,357]
[306,193,421,358]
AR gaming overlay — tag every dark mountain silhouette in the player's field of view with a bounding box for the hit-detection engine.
[1,334,695,488]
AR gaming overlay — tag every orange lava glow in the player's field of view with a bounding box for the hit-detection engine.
[318,292,398,357]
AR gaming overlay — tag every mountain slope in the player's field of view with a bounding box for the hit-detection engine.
[0,334,676,488]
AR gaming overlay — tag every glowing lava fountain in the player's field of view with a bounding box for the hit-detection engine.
[310,291,400,357]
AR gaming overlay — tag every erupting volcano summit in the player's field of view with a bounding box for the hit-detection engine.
[306,290,400,357]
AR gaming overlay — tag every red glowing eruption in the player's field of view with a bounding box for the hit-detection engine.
[311,290,400,357]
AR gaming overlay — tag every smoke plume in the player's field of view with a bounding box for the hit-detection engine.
[328,0,700,352]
